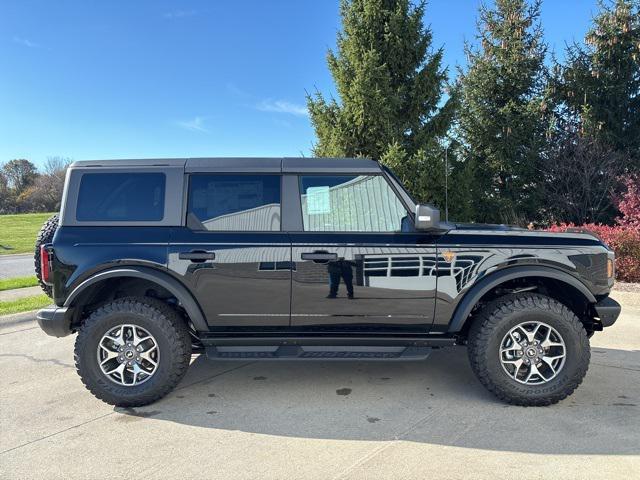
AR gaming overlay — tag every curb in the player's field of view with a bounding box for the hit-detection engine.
[0,310,39,328]
[0,252,32,258]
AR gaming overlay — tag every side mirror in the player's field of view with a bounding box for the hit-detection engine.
[415,204,440,230]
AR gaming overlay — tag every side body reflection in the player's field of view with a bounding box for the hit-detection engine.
[327,259,355,299]
[290,174,438,330]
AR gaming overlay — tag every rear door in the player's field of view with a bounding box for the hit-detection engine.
[288,173,438,332]
[168,167,291,328]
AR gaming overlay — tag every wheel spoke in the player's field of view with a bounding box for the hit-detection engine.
[531,323,543,340]
[543,354,564,363]
[541,338,564,349]
[97,324,159,387]
[541,356,557,374]
[105,328,125,347]
[100,342,119,356]
[131,327,152,347]
[501,344,522,354]
[525,363,542,382]
[500,321,566,386]
[502,358,524,379]
[104,362,125,376]
[522,325,536,343]
[140,349,157,367]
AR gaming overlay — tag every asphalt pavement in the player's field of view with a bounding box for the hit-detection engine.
[0,291,638,479]
[0,254,33,280]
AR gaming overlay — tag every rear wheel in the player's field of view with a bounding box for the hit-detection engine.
[467,293,590,406]
[74,297,191,407]
[34,214,59,297]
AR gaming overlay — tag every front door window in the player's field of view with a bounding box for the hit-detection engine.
[299,175,408,232]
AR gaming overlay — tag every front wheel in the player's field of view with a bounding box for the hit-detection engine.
[74,297,191,407]
[467,293,590,406]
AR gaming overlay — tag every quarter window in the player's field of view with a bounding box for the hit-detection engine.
[299,175,408,232]
[188,175,281,231]
[76,172,165,222]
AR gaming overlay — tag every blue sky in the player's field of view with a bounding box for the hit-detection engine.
[1,0,599,168]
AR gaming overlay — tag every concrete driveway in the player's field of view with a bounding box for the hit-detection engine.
[1,291,638,479]
[0,254,33,280]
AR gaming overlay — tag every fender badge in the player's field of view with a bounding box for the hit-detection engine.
[442,251,455,263]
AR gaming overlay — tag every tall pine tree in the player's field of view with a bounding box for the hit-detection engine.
[554,0,640,166]
[456,0,549,224]
[307,0,459,211]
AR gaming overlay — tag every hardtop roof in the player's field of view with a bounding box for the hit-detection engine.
[70,157,382,173]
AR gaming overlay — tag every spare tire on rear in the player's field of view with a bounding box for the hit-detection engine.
[34,214,59,298]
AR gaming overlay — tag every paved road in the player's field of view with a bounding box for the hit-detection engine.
[0,254,33,280]
[0,292,638,479]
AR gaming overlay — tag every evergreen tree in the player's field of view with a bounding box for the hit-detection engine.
[456,0,549,224]
[307,0,459,212]
[554,0,640,166]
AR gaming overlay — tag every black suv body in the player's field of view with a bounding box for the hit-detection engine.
[36,158,620,407]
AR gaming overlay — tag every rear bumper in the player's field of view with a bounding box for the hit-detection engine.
[594,297,621,328]
[36,306,73,337]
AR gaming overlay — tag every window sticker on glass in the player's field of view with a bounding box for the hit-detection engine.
[306,186,330,214]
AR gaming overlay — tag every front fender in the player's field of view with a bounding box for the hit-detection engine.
[446,265,596,333]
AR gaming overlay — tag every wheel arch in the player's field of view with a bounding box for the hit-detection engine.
[64,266,208,331]
[447,265,596,334]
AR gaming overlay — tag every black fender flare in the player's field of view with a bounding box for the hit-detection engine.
[64,266,209,331]
[447,265,597,333]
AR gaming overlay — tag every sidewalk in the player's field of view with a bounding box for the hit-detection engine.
[0,286,42,302]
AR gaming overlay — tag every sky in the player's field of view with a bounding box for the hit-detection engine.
[0,0,600,168]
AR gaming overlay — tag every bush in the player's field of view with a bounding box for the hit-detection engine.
[547,223,640,283]
[615,175,640,229]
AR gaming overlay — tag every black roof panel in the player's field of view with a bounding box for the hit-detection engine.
[185,157,282,173]
[282,157,380,173]
[71,157,382,174]
[70,158,186,168]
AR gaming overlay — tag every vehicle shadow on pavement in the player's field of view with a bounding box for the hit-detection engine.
[116,346,640,456]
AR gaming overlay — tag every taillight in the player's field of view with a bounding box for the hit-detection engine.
[40,245,52,285]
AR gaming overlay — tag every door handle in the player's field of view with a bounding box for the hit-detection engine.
[179,250,216,262]
[301,251,338,261]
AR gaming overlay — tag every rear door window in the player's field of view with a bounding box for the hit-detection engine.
[188,174,281,231]
[76,172,165,221]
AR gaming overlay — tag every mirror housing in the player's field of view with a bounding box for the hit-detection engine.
[415,204,440,230]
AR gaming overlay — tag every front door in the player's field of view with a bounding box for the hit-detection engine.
[168,173,291,328]
[289,174,438,332]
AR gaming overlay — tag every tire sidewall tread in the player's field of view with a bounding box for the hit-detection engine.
[467,293,590,406]
[33,214,59,297]
[74,297,191,407]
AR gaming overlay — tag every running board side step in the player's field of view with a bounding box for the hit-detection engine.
[205,345,433,361]
[200,336,456,348]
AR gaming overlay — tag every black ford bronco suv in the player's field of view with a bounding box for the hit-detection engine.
[34,157,620,407]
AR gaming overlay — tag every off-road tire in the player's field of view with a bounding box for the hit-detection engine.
[34,214,59,297]
[74,297,191,407]
[467,293,590,406]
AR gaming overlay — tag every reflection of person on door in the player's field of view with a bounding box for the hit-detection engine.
[327,259,355,299]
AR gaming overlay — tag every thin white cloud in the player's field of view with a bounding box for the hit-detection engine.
[163,10,196,19]
[176,116,208,133]
[13,36,39,48]
[226,82,249,98]
[257,99,308,117]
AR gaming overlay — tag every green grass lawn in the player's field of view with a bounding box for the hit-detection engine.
[0,212,55,255]
[0,294,51,315]
[0,276,39,291]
